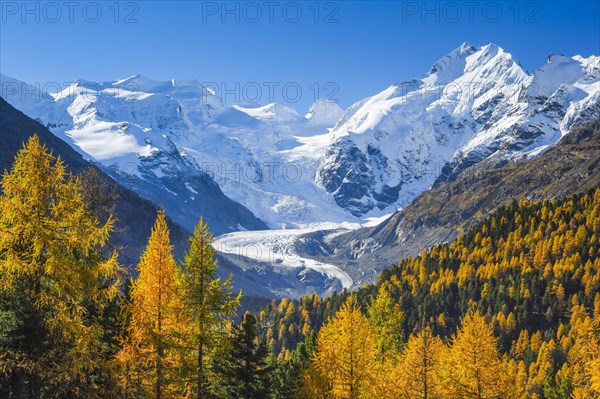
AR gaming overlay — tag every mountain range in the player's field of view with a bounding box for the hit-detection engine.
[1,42,598,298]
[0,98,322,298]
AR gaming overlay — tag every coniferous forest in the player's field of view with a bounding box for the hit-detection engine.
[1,135,600,399]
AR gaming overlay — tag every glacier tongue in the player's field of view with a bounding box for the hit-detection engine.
[214,226,353,298]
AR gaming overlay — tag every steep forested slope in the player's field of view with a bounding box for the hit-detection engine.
[260,188,600,369]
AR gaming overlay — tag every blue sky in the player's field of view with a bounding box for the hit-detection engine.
[1,1,599,112]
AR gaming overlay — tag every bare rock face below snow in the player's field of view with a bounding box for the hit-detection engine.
[317,138,402,216]
[107,137,269,235]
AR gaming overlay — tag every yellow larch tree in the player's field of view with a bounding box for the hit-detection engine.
[119,211,187,399]
[303,295,377,399]
[528,339,556,395]
[590,356,600,396]
[367,285,404,364]
[437,311,510,399]
[566,300,600,399]
[297,362,332,399]
[178,218,240,399]
[589,294,600,396]
[505,359,529,399]
[0,135,121,398]
[394,326,446,399]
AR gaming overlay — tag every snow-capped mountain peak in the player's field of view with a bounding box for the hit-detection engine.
[305,99,344,126]
[424,41,478,84]
[2,42,598,228]
[112,74,174,92]
[317,43,599,216]
[234,102,303,123]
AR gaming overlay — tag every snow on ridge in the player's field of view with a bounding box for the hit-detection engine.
[234,102,302,123]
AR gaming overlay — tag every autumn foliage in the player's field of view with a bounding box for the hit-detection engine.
[1,136,599,399]
[0,136,121,398]
[260,189,600,398]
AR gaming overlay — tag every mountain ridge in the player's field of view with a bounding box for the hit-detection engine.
[317,43,599,215]
[2,43,597,226]
[1,42,598,298]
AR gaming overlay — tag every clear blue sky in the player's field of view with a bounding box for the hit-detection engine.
[1,1,599,112]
